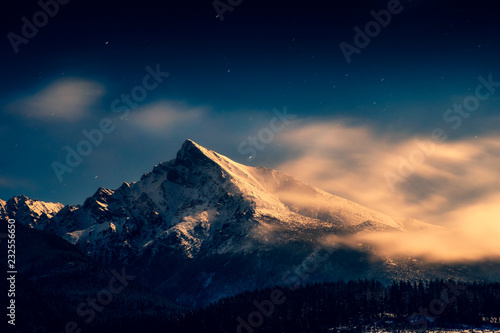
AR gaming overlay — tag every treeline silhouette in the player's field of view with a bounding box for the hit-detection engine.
[9,278,500,332]
[162,279,500,332]
[90,279,500,332]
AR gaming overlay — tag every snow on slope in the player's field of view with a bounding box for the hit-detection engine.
[21,197,64,219]
[173,140,404,231]
[0,199,7,219]
[0,195,64,226]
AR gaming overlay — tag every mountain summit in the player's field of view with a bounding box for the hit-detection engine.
[1,139,486,307]
[175,139,217,166]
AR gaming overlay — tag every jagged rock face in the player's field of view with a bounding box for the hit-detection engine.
[0,195,64,227]
[42,140,404,260]
[6,139,495,307]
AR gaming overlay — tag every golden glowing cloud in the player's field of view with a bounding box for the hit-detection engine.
[275,119,500,262]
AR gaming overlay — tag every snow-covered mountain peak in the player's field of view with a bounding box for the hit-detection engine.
[175,139,220,167]
[3,140,463,307]
[4,140,409,246]
[0,195,64,227]
[178,139,209,157]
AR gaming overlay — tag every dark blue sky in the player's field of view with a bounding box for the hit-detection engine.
[1,0,500,205]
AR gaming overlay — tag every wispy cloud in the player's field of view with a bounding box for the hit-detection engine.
[9,79,104,122]
[128,101,207,134]
[0,176,35,191]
